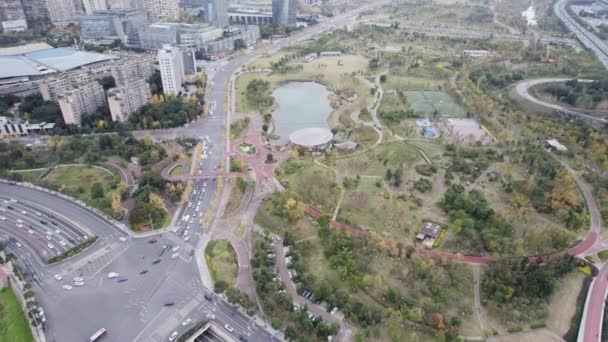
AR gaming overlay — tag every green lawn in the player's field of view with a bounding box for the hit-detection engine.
[334,142,421,178]
[0,287,34,342]
[205,240,238,286]
[169,165,183,177]
[8,169,44,183]
[278,159,340,213]
[45,165,117,201]
[403,90,466,117]
[230,118,250,139]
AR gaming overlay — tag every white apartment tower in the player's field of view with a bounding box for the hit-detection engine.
[157,44,184,96]
[142,0,178,22]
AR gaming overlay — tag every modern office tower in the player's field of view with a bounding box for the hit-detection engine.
[82,0,107,14]
[0,0,28,31]
[138,22,179,49]
[141,0,179,22]
[157,44,184,95]
[77,9,149,45]
[272,0,295,28]
[57,79,105,126]
[110,54,155,86]
[107,79,151,122]
[202,0,228,28]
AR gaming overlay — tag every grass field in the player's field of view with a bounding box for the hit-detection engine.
[169,165,183,177]
[381,75,447,92]
[337,178,420,241]
[279,159,340,213]
[333,142,421,178]
[546,272,586,336]
[8,169,44,183]
[403,91,466,117]
[45,165,116,201]
[0,287,34,342]
[205,240,238,286]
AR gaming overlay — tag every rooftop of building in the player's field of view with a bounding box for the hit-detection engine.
[0,44,117,79]
[289,127,333,147]
[0,42,53,56]
[25,48,116,72]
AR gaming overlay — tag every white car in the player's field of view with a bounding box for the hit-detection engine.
[35,212,42,216]
[53,274,62,281]
[171,253,179,260]
[224,324,234,333]
[74,281,85,287]
[0,216,4,221]
[10,199,17,203]
[16,219,23,223]
[184,236,191,242]
[54,229,60,234]
[59,240,67,246]
[181,318,192,326]
[73,277,83,282]
[28,229,34,234]
[119,236,127,242]
[46,235,52,241]
[172,246,180,252]
[20,210,27,215]
[62,285,72,290]
[206,313,216,320]
[107,272,119,279]
[47,243,54,249]
[15,242,22,248]
[169,331,179,341]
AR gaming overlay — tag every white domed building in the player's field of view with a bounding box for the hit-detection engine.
[289,127,333,151]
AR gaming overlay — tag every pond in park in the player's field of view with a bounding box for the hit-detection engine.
[271,81,332,144]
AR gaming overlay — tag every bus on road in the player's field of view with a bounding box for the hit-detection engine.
[90,328,107,341]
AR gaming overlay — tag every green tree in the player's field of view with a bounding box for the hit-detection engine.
[91,182,104,199]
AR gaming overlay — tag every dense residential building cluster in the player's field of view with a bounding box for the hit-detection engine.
[107,54,155,122]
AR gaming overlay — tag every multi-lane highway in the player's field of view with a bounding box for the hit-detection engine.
[514,78,608,124]
[555,0,608,68]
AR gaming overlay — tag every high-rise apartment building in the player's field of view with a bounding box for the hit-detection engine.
[57,80,105,126]
[272,0,295,28]
[82,0,107,14]
[43,0,82,26]
[142,0,178,22]
[39,70,94,101]
[111,54,156,86]
[157,44,183,95]
[107,54,154,122]
[108,0,133,9]
[202,0,228,28]
[107,79,151,122]
[0,0,28,31]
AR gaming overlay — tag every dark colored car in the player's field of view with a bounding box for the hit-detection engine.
[139,270,148,275]
[148,239,157,244]
[152,259,161,264]
[164,302,174,307]
[204,294,213,301]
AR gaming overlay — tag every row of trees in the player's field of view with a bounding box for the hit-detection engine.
[481,255,577,323]
[245,79,274,114]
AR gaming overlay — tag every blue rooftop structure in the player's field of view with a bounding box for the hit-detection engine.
[25,48,115,72]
